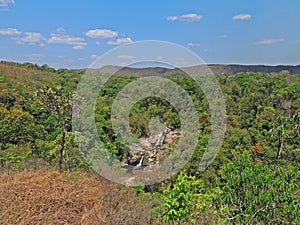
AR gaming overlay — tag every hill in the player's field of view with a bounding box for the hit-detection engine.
[91,64,300,77]
[0,61,58,91]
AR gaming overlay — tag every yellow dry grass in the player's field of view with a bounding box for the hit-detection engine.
[0,169,153,225]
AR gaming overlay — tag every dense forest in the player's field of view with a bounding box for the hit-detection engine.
[0,61,299,224]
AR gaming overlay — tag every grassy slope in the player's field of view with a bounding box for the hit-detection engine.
[0,62,59,102]
[0,168,154,225]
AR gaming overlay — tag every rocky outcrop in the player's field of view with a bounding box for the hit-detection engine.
[124,128,182,167]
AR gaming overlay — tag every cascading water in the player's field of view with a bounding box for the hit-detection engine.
[136,155,144,167]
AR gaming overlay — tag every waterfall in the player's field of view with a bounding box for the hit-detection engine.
[155,129,167,147]
[136,155,144,167]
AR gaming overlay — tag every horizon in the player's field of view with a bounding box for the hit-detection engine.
[2,60,300,70]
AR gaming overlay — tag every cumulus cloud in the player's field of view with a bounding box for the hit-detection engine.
[108,37,133,45]
[167,13,202,22]
[48,29,87,49]
[0,0,15,7]
[187,42,200,47]
[233,14,252,21]
[15,32,46,45]
[0,28,21,35]
[86,29,118,38]
[255,38,284,45]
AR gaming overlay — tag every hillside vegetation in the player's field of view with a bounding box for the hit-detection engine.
[0,61,299,224]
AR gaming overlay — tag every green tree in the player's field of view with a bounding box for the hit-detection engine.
[270,113,300,175]
[0,107,40,148]
[214,151,299,224]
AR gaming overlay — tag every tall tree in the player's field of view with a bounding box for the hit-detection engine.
[37,86,73,172]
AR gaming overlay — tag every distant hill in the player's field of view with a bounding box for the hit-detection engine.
[1,61,300,85]
[89,64,300,77]
[207,64,300,76]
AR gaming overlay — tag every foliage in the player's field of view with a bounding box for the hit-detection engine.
[0,144,32,169]
[0,92,15,108]
[47,132,89,171]
[269,113,300,174]
[214,151,299,224]
[162,171,204,222]
[0,107,42,149]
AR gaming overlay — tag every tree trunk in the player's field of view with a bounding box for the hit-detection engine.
[58,124,66,173]
[274,137,284,176]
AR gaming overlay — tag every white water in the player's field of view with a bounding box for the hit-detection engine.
[136,155,144,167]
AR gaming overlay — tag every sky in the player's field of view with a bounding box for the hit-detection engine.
[1,0,300,68]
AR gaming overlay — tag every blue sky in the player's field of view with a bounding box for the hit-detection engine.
[1,0,300,68]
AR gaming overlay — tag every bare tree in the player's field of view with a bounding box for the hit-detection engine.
[37,86,73,172]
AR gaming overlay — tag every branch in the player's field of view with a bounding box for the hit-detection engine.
[249,203,269,225]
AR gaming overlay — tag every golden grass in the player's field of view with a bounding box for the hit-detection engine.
[0,169,153,225]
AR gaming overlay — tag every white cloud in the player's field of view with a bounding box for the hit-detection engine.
[73,44,86,50]
[117,55,135,59]
[187,42,200,47]
[90,54,98,59]
[108,37,133,45]
[0,28,21,35]
[233,14,252,21]
[0,0,15,7]
[86,29,118,38]
[167,13,202,22]
[220,34,229,39]
[48,30,87,49]
[15,32,46,45]
[167,16,178,21]
[255,38,284,45]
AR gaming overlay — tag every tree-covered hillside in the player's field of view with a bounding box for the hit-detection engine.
[0,61,299,224]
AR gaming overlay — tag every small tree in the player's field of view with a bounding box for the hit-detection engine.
[37,86,73,172]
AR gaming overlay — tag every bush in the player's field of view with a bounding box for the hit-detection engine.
[161,171,204,222]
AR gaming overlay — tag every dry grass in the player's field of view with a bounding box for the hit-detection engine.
[0,169,154,225]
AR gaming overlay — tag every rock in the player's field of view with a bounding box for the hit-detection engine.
[124,128,182,167]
